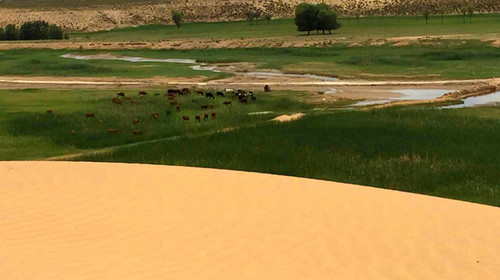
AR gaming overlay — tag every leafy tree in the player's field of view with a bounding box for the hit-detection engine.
[264,13,272,24]
[246,10,261,25]
[171,11,184,29]
[0,27,4,41]
[437,5,446,24]
[48,24,63,39]
[20,21,50,40]
[315,4,341,34]
[4,24,19,40]
[294,3,319,35]
[467,4,475,23]
[460,5,468,23]
[423,9,431,24]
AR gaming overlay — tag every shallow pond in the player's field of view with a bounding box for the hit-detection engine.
[442,91,500,108]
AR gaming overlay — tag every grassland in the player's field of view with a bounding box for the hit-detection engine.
[71,15,500,41]
[0,88,311,160]
[77,107,500,206]
[0,40,499,80]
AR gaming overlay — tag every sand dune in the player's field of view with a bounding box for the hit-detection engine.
[0,161,499,279]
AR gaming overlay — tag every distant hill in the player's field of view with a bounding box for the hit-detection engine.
[0,0,498,31]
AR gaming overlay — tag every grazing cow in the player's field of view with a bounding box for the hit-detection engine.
[133,130,143,135]
[200,105,209,110]
[117,92,125,97]
[182,116,190,122]
[205,92,215,99]
[56,113,62,118]
[264,85,271,92]
[204,113,209,120]
[167,92,176,98]
[169,100,178,105]
[139,91,148,96]
[154,93,160,96]
[97,119,103,125]
[108,129,118,134]
[197,91,204,96]
[211,112,216,118]
[47,110,53,114]
[167,89,175,94]
[112,97,122,104]
[70,130,75,135]
[249,91,256,101]
[85,112,95,118]
[223,101,232,105]
[181,88,191,95]
[216,91,225,97]
[176,105,181,111]
[195,115,201,122]
[152,113,159,120]
[240,97,248,104]
[133,118,140,124]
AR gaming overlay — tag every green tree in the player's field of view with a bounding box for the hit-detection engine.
[20,20,50,40]
[264,13,272,24]
[4,24,19,40]
[48,24,63,39]
[171,11,184,29]
[0,27,5,41]
[460,5,468,23]
[315,4,341,34]
[423,9,430,24]
[246,11,261,25]
[295,3,319,35]
[467,4,474,23]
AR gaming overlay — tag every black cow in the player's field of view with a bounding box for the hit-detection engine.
[216,91,225,97]
[205,92,215,99]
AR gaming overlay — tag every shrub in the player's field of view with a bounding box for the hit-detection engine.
[4,24,19,40]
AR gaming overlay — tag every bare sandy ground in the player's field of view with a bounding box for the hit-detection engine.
[0,161,499,279]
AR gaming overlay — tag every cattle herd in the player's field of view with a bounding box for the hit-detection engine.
[45,85,271,136]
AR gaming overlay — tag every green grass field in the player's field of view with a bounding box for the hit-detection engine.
[77,107,500,206]
[71,15,500,41]
[0,88,312,159]
[0,40,499,79]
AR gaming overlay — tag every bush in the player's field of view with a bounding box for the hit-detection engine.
[4,24,19,40]
[1,21,64,41]
[171,11,184,29]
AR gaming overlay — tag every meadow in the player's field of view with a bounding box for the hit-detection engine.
[1,40,499,79]
[77,107,500,206]
[0,88,312,160]
[71,15,500,41]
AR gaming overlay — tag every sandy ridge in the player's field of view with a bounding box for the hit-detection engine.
[0,161,499,279]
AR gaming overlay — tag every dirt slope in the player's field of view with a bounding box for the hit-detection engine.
[1,161,499,279]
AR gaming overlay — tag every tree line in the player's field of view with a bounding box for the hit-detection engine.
[0,21,68,41]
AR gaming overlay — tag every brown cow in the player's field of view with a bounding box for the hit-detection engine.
[46,110,53,114]
[85,112,95,118]
[176,105,181,112]
[56,113,62,118]
[152,113,159,120]
[195,115,201,122]
[139,91,148,96]
[97,119,103,125]
[108,129,118,134]
[204,113,209,120]
[133,130,143,135]
[211,112,216,118]
[112,97,122,104]
[181,88,191,95]
[200,105,209,110]
[223,101,232,105]
[182,116,190,122]
[133,118,140,124]
[70,130,75,135]
[264,85,271,92]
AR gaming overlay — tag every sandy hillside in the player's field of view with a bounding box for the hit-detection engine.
[0,161,499,279]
